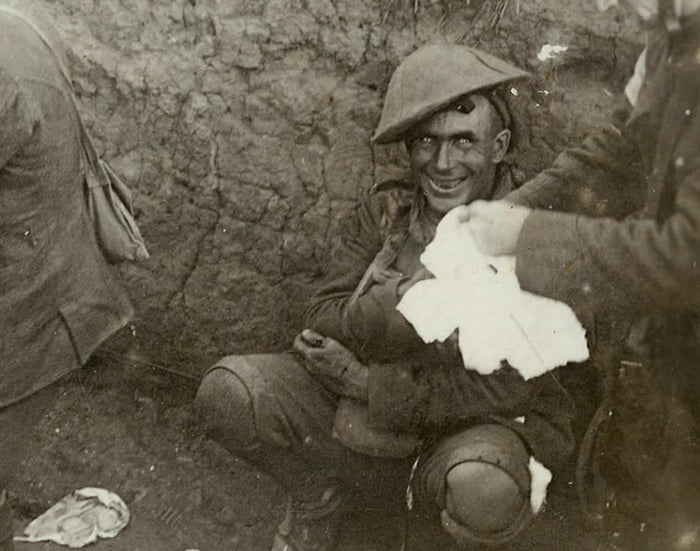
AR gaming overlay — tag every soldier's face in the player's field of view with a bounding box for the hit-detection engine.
[407,94,510,215]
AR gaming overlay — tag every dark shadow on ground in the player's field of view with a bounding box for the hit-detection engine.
[10,357,601,551]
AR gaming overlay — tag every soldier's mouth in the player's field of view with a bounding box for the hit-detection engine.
[428,177,466,193]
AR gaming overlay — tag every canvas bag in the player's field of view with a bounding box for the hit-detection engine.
[0,5,149,263]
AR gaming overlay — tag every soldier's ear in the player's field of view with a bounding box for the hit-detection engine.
[491,129,511,164]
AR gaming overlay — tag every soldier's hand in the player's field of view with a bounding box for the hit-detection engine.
[294,329,369,401]
[458,200,531,257]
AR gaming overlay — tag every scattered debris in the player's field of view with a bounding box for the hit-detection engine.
[537,44,568,61]
[15,488,130,548]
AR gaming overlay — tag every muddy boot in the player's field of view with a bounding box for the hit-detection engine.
[0,491,13,551]
[272,485,344,551]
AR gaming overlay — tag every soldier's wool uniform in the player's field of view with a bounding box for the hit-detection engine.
[197,45,577,550]
[507,6,700,545]
[0,4,132,548]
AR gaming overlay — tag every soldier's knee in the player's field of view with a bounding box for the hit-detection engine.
[445,461,527,534]
[194,368,257,450]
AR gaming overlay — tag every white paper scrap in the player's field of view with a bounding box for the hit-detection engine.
[537,44,568,61]
[529,457,553,514]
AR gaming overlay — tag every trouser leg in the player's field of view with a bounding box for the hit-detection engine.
[413,423,533,549]
[196,353,416,551]
[194,353,405,502]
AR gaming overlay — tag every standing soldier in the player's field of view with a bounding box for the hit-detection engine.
[462,0,700,548]
[0,3,133,549]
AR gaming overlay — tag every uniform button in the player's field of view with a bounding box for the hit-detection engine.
[675,157,685,169]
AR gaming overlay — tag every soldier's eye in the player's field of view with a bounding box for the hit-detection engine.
[455,137,473,148]
[413,136,435,148]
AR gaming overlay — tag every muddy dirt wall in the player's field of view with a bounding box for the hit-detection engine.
[38,0,641,376]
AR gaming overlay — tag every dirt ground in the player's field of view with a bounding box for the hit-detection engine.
[9,353,604,551]
[10,356,282,551]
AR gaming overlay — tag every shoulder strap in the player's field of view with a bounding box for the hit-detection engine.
[0,6,101,170]
[0,6,73,88]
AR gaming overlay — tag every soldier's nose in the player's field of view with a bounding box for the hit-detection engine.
[435,142,452,171]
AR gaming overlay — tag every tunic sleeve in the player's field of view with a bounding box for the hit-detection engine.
[304,187,383,344]
[304,187,419,359]
[506,122,645,218]
[367,361,575,468]
[517,161,700,315]
[515,75,700,316]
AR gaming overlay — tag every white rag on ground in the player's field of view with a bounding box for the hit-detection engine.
[396,205,589,380]
[14,487,130,548]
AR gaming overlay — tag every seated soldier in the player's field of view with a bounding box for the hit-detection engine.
[195,44,575,551]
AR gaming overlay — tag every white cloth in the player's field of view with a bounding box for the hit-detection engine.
[15,488,130,548]
[397,206,589,380]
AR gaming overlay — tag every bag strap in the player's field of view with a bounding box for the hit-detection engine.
[0,6,103,178]
[0,6,73,87]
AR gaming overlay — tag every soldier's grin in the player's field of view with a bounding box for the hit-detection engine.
[428,177,468,194]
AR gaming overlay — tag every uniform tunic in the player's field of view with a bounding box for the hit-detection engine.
[505,11,700,528]
[0,7,132,407]
[305,170,576,469]
[510,14,700,324]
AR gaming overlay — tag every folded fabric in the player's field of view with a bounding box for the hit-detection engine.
[397,206,589,380]
[14,487,130,548]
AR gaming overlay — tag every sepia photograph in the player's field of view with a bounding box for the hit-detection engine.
[2,0,699,549]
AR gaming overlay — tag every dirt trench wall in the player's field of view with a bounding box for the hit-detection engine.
[39,0,641,375]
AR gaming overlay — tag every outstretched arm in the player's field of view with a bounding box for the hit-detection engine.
[507,122,645,218]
